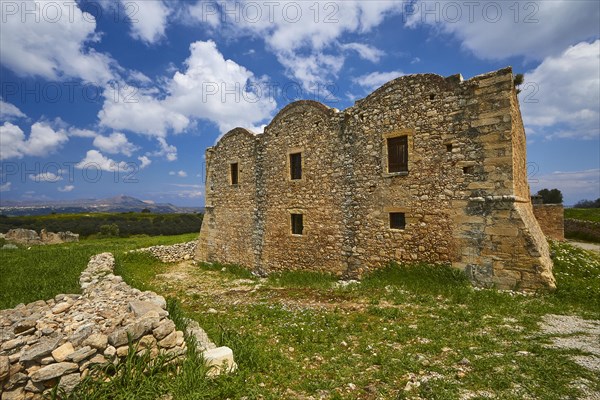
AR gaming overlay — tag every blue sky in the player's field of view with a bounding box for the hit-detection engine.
[0,0,599,206]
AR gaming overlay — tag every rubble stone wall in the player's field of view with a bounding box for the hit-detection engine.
[4,229,79,246]
[197,67,556,291]
[0,252,230,399]
[532,204,565,241]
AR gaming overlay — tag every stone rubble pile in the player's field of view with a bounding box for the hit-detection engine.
[133,241,197,263]
[0,252,234,400]
[3,229,79,246]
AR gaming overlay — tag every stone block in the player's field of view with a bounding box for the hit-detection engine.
[203,346,237,376]
[51,342,74,363]
[30,362,78,382]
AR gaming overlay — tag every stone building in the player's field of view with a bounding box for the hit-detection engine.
[196,67,556,291]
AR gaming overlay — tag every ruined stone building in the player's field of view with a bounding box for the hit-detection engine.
[196,67,556,291]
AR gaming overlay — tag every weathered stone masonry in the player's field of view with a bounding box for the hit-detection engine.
[197,67,556,291]
[532,204,564,241]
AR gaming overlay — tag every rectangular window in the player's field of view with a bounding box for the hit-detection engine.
[290,152,302,180]
[387,136,408,173]
[291,214,303,235]
[230,163,239,185]
[390,212,406,230]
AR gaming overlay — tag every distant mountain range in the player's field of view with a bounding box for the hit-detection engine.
[0,195,203,216]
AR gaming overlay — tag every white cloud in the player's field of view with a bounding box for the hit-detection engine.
[29,172,62,182]
[0,99,26,120]
[178,190,202,199]
[0,122,26,160]
[353,71,405,90]
[0,182,11,192]
[98,86,190,137]
[93,132,138,156]
[0,122,68,160]
[154,138,178,161]
[522,40,600,140]
[69,128,97,138]
[137,155,151,169]
[188,1,404,90]
[99,40,276,135]
[0,0,115,84]
[169,170,187,177]
[58,185,75,192]
[340,43,385,62]
[405,0,599,61]
[75,150,128,172]
[121,0,171,44]
[25,123,69,157]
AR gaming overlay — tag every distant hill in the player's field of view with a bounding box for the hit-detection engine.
[0,195,203,216]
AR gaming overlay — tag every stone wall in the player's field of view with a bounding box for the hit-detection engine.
[197,67,556,291]
[532,204,565,241]
[133,241,197,263]
[0,253,234,399]
[4,229,79,246]
[564,219,600,243]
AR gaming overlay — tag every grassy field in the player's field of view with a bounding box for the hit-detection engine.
[565,208,600,223]
[2,238,599,399]
[0,233,197,309]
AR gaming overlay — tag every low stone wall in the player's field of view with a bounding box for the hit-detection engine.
[532,204,564,241]
[133,241,197,263]
[0,252,234,399]
[565,219,600,243]
[4,229,79,246]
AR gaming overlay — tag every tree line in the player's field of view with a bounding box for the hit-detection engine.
[0,212,203,238]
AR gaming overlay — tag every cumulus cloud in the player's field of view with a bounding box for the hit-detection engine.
[340,42,385,62]
[187,1,404,90]
[137,155,151,169]
[98,86,190,137]
[0,0,115,84]
[0,99,26,120]
[99,40,276,135]
[169,170,187,177]
[0,122,68,160]
[93,132,138,156]
[521,40,600,140]
[29,172,62,182]
[153,138,178,161]
[119,0,172,44]
[404,0,599,61]
[353,70,405,90]
[75,150,128,172]
[58,185,75,192]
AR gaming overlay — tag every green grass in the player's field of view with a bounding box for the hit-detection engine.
[0,233,197,309]
[565,208,600,223]
[267,270,338,290]
[197,261,256,280]
[104,239,599,399]
[2,237,599,399]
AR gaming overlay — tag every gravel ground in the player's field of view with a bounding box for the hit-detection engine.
[540,314,600,398]
[567,240,600,253]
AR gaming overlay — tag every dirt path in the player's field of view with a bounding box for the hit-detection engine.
[567,240,600,253]
[540,314,600,399]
